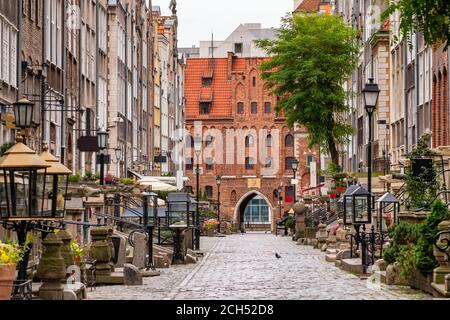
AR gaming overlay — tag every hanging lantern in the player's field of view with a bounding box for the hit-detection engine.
[0,134,50,220]
[341,184,359,226]
[376,192,400,232]
[38,144,72,219]
[352,185,372,225]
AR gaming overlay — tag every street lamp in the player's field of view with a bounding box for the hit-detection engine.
[291,158,299,203]
[362,77,380,198]
[97,127,108,185]
[115,147,122,163]
[13,98,35,129]
[216,175,222,234]
[193,134,202,250]
[39,144,72,219]
[376,192,400,233]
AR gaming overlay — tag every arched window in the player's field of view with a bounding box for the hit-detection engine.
[245,135,254,147]
[231,190,237,202]
[285,157,295,170]
[245,157,255,170]
[264,156,273,168]
[237,102,244,114]
[285,134,294,147]
[266,134,272,147]
[205,135,213,147]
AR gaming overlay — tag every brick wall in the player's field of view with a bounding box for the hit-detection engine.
[185,56,313,230]
[432,44,449,148]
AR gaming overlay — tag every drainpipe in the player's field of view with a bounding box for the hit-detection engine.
[124,4,129,177]
[17,0,23,99]
[413,32,419,144]
[95,0,100,176]
[130,11,135,174]
[78,0,84,175]
[61,1,66,163]
[403,40,409,155]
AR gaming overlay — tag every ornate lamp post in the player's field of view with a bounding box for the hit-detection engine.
[193,134,202,250]
[216,175,222,234]
[362,78,380,211]
[97,127,108,185]
[291,158,299,203]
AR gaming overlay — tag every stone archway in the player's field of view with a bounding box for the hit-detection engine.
[233,190,274,232]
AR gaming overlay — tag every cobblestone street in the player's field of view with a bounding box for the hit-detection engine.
[88,233,433,300]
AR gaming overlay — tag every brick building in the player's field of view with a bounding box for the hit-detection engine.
[185,53,317,232]
[432,44,449,148]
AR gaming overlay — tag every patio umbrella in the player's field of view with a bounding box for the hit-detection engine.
[137,179,177,192]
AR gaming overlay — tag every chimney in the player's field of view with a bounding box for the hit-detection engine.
[227,51,234,80]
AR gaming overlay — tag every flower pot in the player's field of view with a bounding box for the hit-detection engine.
[0,263,16,300]
[206,229,214,237]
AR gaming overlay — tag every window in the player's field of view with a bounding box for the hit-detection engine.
[285,186,294,202]
[185,135,193,149]
[245,157,255,170]
[251,102,257,114]
[199,102,211,114]
[285,157,295,170]
[243,196,270,224]
[357,116,364,146]
[206,157,214,170]
[185,157,193,170]
[285,134,294,147]
[252,77,256,87]
[202,77,212,87]
[205,186,213,198]
[264,102,271,113]
[265,156,273,168]
[306,154,314,167]
[245,135,254,147]
[237,102,244,114]
[266,134,272,147]
[205,135,213,147]
[234,43,243,54]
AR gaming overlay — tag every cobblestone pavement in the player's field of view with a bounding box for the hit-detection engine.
[88,233,433,300]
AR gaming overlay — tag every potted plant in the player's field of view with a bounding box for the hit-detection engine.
[203,219,219,237]
[104,174,119,185]
[0,241,24,300]
[70,241,85,266]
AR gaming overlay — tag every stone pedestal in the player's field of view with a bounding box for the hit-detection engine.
[36,233,66,300]
[293,202,306,239]
[58,229,74,271]
[433,220,450,284]
[316,223,327,248]
[89,227,112,278]
[132,232,147,269]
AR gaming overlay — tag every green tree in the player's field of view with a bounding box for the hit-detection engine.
[257,14,359,165]
[383,0,450,48]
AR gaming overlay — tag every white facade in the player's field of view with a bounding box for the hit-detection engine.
[199,23,276,58]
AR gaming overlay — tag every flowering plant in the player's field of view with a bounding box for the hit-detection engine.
[0,241,24,265]
[70,241,85,258]
[104,174,119,185]
[202,219,219,230]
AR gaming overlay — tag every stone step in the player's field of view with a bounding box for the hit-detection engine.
[325,254,336,263]
[431,283,450,298]
[326,248,339,255]
[96,272,124,285]
[341,258,364,274]
[335,260,342,268]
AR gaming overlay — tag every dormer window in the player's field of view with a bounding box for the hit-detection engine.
[202,77,212,87]
[199,102,211,114]
[234,43,243,54]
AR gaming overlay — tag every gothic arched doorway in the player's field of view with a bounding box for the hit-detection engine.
[234,191,273,232]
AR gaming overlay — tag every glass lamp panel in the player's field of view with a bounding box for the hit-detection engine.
[364,91,379,108]
[0,176,7,218]
[353,195,368,223]
[26,105,34,128]
[344,196,353,225]
[55,175,69,218]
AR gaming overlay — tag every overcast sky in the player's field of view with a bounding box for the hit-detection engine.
[152,0,294,48]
